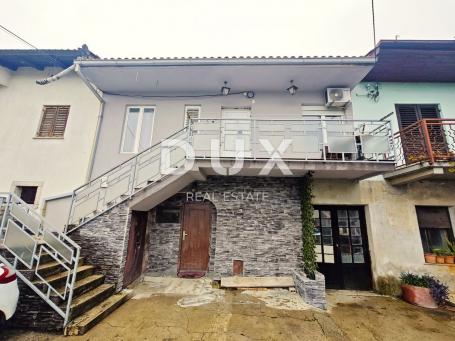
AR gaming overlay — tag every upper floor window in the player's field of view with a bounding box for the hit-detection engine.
[184,105,201,126]
[121,106,155,153]
[37,105,70,138]
[417,206,454,254]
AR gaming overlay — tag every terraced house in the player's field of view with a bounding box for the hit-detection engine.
[0,40,454,334]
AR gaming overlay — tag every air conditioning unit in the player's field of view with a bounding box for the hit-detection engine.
[325,88,351,107]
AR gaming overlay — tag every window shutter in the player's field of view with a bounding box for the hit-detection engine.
[416,207,451,229]
[419,105,440,119]
[396,105,419,129]
[37,105,70,137]
[184,106,201,126]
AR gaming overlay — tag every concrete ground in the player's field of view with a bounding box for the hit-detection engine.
[2,277,455,341]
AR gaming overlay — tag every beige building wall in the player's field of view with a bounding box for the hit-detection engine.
[91,92,353,177]
[313,178,455,290]
[0,67,100,228]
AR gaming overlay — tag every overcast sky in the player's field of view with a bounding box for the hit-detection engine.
[1,0,455,58]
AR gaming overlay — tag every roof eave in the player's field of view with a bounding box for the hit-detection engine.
[76,57,376,68]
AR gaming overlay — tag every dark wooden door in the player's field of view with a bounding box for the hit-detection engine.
[314,206,372,290]
[123,211,148,287]
[178,203,211,274]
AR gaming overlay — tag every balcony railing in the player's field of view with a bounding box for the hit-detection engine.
[394,119,455,168]
[191,118,394,162]
[66,118,393,229]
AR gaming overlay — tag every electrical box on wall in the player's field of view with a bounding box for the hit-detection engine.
[325,88,351,107]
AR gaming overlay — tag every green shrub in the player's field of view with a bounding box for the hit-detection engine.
[375,276,401,296]
[299,173,317,280]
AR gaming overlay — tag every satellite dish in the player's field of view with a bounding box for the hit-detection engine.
[329,89,344,101]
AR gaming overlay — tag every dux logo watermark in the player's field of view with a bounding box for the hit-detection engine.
[159,137,293,176]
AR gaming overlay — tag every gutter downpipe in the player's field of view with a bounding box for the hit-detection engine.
[35,64,76,85]
[74,62,106,181]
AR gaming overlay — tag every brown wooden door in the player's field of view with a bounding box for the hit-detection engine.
[123,211,148,287]
[178,203,211,274]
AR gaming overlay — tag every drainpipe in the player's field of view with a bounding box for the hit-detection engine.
[85,100,105,181]
[73,63,106,181]
[35,64,76,85]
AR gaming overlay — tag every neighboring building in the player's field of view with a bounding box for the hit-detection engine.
[0,46,101,227]
[351,40,455,289]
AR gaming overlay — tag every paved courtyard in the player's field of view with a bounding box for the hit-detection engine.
[2,278,455,340]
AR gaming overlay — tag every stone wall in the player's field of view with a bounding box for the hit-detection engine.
[146,176,302,278]
[70,202,131,290]
[293,270,326,310]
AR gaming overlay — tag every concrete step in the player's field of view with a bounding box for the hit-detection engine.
[33,265,95,289]
[64,291,130,336]
[36,257,85,278]
[50,274,106,304]
[220,276,295,289]
[68,283,116,319]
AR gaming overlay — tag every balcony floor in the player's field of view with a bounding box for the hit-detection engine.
[384,161,455,185]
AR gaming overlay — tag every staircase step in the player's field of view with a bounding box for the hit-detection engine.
[36,257,85,278]
[64,291,130,336]
[33,265,95,289]
[50,274,106,303]
[69,283,116,319]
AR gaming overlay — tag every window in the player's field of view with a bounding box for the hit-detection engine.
[417,206,454,253]
[121,106,155,153]
[156,206,180,223]
[18,186,38,205]
[37,105,70,137]
[395,104,440,129]
[184,105,201,126]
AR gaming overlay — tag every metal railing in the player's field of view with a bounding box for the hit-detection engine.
[66,118,394,231]
[191,118,394,162]
[394,119,455,168]
[0,192,80,326]
[66,127,189,231]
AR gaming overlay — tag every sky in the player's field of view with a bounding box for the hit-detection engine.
[1,0,455,58]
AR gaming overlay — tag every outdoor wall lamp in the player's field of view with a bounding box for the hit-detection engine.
[287,80,298,95]
[221,81,231,96]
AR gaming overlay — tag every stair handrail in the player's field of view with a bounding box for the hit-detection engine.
[66,126,190,231]
[0,192,80,326]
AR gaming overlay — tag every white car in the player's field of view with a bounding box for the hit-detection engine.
[0,263,19,325]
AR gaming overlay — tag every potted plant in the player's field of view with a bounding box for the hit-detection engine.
[424,253,436,264]
[445,240,455,264]
[433,249,446,264]
[400,272,449,309]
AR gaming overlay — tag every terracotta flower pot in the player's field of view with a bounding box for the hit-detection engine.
[436,256,445,264]
[444,255,455,264]
[424,253,436,263]
[401,284,438,309]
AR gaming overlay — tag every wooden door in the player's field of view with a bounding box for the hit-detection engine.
[314,206,372,290]
[178,203,211,274]
[123,211,148,287]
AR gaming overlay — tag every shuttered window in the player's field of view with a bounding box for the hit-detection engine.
[37,105,70,137]
[395,104,440,129]
[184,105,201,126]
[416,206,454,254]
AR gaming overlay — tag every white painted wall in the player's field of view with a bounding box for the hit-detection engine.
[0,67,100,226]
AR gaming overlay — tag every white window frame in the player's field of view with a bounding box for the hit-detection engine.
[121,106,156,154]
[184,105,201,126]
